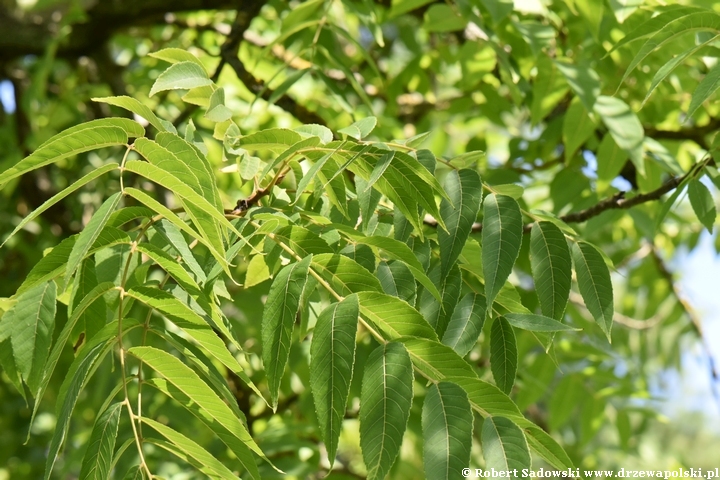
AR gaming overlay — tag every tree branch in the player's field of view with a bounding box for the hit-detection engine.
[0,0,259,61]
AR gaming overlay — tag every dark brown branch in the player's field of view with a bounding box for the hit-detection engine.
[0,0,260,61]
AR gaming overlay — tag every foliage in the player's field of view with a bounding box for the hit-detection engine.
[1,0,720,478]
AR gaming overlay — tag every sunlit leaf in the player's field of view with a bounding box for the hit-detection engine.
[310,296,359,463]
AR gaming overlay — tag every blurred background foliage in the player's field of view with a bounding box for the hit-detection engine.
[1,0,720,478]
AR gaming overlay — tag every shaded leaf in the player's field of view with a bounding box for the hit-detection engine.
[422,382,473,480]
[360,342,413,480]
[64,192,122,289]
[490,317,517,395]
[79,402,122,480]
[481,416,531,472]
[442,293,486,357]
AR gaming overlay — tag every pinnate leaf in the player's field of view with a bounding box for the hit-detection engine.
[442,293,486,357]
[572,242,614,340]
[688,178,716,232]
[64,192,122,289]
[6,281,57,393]
[310,296,359,463]
[0,119,142,188]
[79,402,122,480]
[482,194,523,318]
[481,416,531,472]
[490,317,517,395]
[360,342,413,480]
[438,169,483,278]
[262,255,312,406]
[530,221,572,320]
[149,61,213,96]
[422,382,473,480]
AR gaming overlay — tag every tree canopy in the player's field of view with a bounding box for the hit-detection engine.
[1,0,719,478]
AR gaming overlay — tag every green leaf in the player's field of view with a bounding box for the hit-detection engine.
[482,194,523,318]
[126,287,245,375]
[438,169,483,278]
[619,11,720,88]
[643,37,718,106]
[562,98,596,161]
[689,62,720,118]
[93,96,168,132]
[401,336,477,381]
[45,341,111,479]
[364,151,395,191]
[449,376,523,419]
[481,416,531,472]
[1,163,119,248]
[123,161,230,256]
[31,282,117,428]
[688,179,716,232]
[16,230,130,295]
[419,263,462,338]
[424,4,466,32]
[149,48,206,70]
[7,281,56,393]
[259,136,321,180]
[490,317,517,395]
[310,296,359,463]
[339,117,377,140]
[69,257,106,341]
[262,255,313,406]
[610,6,704,52]
[530,222,572,320]
[572,242,614,340]
[524,425,576,471]
[360,342,413,480]
[311,253,383,296]
[78,402,122,480]
[268,68,312,105]
[355,291,438,341]
[134,243,202,294]
[350,235,441,302]
[144,377,260,478]
[0,119,142,188]
[389,0,435,17]
[154,219,207,283]
[377,260,417,303]
[442,293,486,357]
[205,87,233,122]
[504,313,580,332]
[64,192,122,289]
[555,61,601,111]
[596,134,628,184]
[234,128,304,153]
[142,418,240,480]
[149,61,213,96]
[128,346,266,458]
[594,96,644,174]
[530,55,568,125]
[422,382,473,480]
[122,188,227,274]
